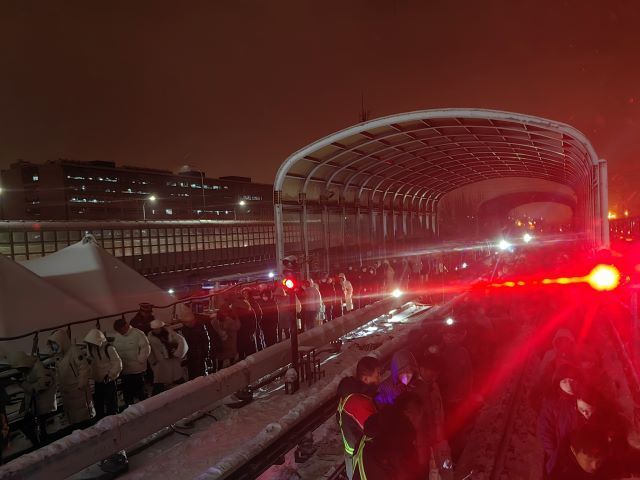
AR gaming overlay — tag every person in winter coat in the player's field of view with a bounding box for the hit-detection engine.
[213,302,241,369]
[84,329,122,419]
[273,283,297,341]
[299,280,322,332]
[532,328,577,411]
[438,324,475,462]
[353,395,423,480]
[242,289,265,351]
[548,424,609,479]
[233,295,258,360]
[47,329,94,427]
[130,302,155,334]
[413,354,451,475]
[113,319,151,407]
[179,306,211,380]
[381,261,396,293]
[257,290,279,348]
[147,320,188,394]
[337,356,381,480]
[537,364,582,476]
[337,273,354,313]
[8,351,57,445]
[317,273,338,322]
[375,349,419,407]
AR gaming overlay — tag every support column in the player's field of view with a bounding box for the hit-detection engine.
[356,203,363,266]
[341,202,347,265]
[599,159,610,247]
[322,205,330,273]
[299,193,310,279]
[274,190,285,275]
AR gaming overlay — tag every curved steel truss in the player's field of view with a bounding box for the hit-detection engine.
[274,109,608,274]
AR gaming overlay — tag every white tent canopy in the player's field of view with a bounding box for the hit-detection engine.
[21,236,175,323]
[0,254,100,339]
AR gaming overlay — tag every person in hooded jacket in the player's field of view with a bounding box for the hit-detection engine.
[257,290,279,348]
[532,328,577,411]
[179,305,211,380]
[337,273,354,313]
[47,329,94,427]
[8,351,57,446]
[147,320,188,394]
[375,349,419,407]
[337,356,381,479]
[84,329,123,419]
[537,363,583,476]
[112,318,151,407]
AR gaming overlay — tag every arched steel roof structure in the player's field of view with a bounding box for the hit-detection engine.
[274,109,608,275]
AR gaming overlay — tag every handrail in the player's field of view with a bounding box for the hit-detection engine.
[0,296,409,480]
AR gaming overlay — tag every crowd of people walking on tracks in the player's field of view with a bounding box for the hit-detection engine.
[0,254,465,465]
[336,246,640,479]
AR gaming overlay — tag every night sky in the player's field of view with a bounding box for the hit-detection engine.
[2,1,640,212]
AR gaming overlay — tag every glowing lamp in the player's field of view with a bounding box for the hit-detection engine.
[268,271,275,278]
[392,288,403,298]
[522,233,533,243]
[498,239,511,251]
[167,288,175,295]
[445,317,454,326]
[282,278,296,290]
[587,264,620,291]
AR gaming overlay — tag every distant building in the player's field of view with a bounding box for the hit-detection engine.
[0,159,273,221]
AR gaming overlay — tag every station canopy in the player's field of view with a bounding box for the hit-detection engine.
[274,109,607,248]
[277,109,600,207]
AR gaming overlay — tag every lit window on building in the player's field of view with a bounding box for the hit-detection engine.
[32,175,39,182]
[165,208,173,215]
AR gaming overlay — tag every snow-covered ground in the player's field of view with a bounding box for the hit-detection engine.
[71,303,428,480]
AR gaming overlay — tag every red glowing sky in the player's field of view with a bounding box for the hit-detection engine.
[1,1,640,211]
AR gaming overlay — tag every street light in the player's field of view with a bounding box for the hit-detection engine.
[142,195,157,221]
[239,200,246,206]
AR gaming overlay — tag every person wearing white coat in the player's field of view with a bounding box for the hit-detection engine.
[8,351,57,445]
[84,329,122,418]
[147,320,188,394]
[337,273,354,312]
[112,318,151,406]
[46,329,94,426]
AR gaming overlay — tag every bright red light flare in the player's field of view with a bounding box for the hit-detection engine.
[586,264,620,291]
[488,264,621,292]
[283,278,296,290]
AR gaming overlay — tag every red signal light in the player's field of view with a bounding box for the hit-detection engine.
[283,278,296,290]
[587,264,620,291]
